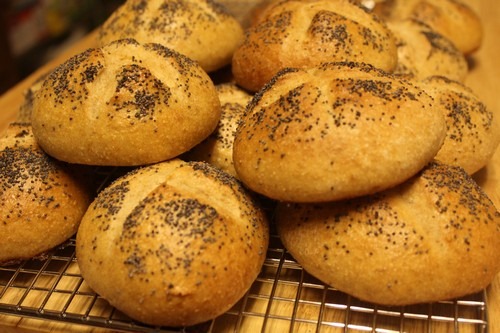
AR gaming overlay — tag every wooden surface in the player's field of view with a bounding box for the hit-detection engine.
[0,0,499,332]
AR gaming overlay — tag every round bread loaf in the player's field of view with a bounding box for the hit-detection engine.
[422,76,500,174]
[232,0,398,92]
[31,38,221,166]
[386,19,468,82]
[18,72,48,123]
[233,62,446,202]
[251,0,377,25]
[76,159,269,327]
[183,83,252,178]
[249,0,282,26]
[276,161,500,306]
[374,0,483,54]
[98,0,244,73]
[0,123,92,265]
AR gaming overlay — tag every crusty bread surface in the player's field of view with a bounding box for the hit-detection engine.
[374,0,483,54]
[386,19,468,82]
[98,0,244,72]
[183,83,253,178]
[17,72,48,123]
[233,62,447,202]
[0,123,92,265]
[422,76,500,174]
[232,0,398,92]
[276,161,500,305]
[76,159,269,327]
[31,39,221,166]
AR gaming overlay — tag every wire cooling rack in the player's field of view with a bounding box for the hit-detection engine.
[0,230,489,333]
[0,166,491,333]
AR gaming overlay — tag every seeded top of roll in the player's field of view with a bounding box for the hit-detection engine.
[386,19,468,81]
[232,0,398,92]
[76,159,269,326]
[233,61,446,202]
[98,0,244,72]
[32,38,221,166]
[276,161,500,305]
[0,123,92,265]
[422,76,500,174]
[373,0,483,54]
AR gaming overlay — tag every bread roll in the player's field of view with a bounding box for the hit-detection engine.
[183,83,252,178]
[233,62,446,202]
[387,19,468,82]
[249,0,282,26]
[98,0,244,73]
[76,159,269,327]
[422,76,500,174]
[276,161,500,306]
[232,0,398,92]
[374,0,483,54]
[0,123,92,265]
[251,0,379,25]
[31,38,221,166]
[18,72,48,123]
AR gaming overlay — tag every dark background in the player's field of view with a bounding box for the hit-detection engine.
[0,0,125,94]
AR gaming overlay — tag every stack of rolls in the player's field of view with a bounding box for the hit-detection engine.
[230,0,500,307]
[6,0,270,328]
[3,0,499,328]
[97,0,245,73]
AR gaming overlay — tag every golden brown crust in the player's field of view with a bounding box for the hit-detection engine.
[387,19,468,81]
[276,161,500,305]
[232,0,398,92]
[76,159,269,327]
[0,123,92,265]
[18,73,49,123]
[422,76,500,174]
[249,0,283,26]
[182,83,253,178]
[233,62,446,202]
[250,0,378,26]
[374,0,483,54]
[31,39,221,166]
[98,0,244,72]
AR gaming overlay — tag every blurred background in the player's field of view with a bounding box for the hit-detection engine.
[0,0,124,94]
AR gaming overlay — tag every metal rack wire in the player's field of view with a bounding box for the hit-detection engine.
[0,230,489,333]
